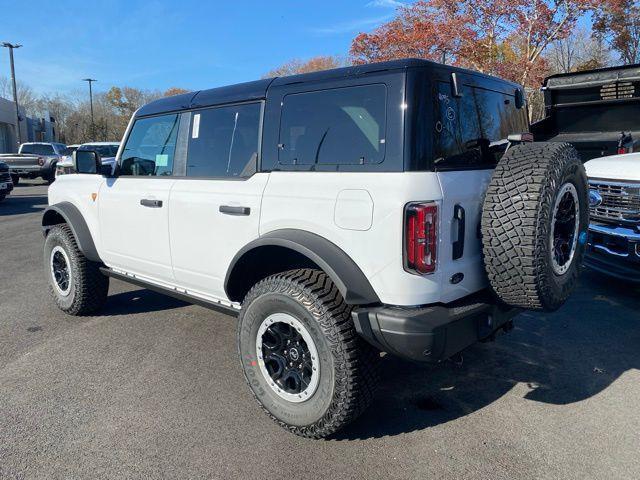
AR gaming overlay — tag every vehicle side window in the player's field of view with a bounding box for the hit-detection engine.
[434,82,528,169]
[278,84,386,166]
[120,114,179,176]
[186,102,261,178]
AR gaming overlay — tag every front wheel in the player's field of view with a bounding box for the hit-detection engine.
[46,164,57,184]
[237,269,378,438]
[44,224,109,315]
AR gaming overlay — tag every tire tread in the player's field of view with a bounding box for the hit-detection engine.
[239,268,378,438]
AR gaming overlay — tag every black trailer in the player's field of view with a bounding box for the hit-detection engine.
[531,64,640,161]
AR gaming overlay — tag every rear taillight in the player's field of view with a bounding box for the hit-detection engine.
[404,202,438,275]
[617,146,633,155]
[617,132,633,154]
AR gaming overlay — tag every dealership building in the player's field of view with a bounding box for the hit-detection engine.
[0,96,58,153]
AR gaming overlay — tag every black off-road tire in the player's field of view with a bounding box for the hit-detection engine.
[44,224,109,315]
[46,163,57,184]
[481,142,589,312]
[237,268,378,438]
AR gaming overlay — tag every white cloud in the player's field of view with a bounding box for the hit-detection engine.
[310,14,394,35]
[366,0,404,8]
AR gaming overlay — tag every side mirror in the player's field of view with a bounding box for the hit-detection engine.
[99,163,113,176]
[74,150,101,174]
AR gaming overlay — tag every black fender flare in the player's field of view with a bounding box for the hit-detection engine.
[42,202,102,263]
[224,229,380,305]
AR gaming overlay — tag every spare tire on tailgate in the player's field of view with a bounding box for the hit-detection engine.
[481,142,588,312]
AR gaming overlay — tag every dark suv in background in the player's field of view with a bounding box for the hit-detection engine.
[0,160,13,201]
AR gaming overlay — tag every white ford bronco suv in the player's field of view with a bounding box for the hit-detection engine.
[42,59,589,438]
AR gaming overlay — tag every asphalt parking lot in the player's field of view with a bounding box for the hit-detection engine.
[1,182,639,480]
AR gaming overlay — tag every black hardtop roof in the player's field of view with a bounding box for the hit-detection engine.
[544,63,640,90]
[136,58,522,117]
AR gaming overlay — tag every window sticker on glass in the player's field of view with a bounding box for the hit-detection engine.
[155,154,169,167]
[192,113,201,139]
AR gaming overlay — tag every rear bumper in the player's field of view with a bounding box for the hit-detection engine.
[585,223,640,282]
[352,291,519,363]
[9,165,49,177]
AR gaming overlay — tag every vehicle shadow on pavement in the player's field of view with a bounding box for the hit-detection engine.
[0,194,48,216]
[101,288,189,316]
[333,270,640,440]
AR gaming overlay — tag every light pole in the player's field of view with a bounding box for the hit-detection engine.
[82,78,97,127]
[2,42,23,147]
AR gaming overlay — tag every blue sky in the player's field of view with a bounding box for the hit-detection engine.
[0,0,406,95]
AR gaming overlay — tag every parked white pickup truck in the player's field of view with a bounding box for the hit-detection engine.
[585,152,640,281]
[56,142,120,177]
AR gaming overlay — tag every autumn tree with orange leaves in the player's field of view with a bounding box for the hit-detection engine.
[350,0,594,90]
[163,87,191,97]
[262,56,345,78]
[593,0,640,64]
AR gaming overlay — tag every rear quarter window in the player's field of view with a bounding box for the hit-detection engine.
[278,84,387,166]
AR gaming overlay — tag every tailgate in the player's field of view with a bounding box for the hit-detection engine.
[436,169,493,303]
[542,131,640,162]
[4,155,41,168]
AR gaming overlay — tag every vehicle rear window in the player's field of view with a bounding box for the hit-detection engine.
[278,84,387,166]
[186,102,261,178]
[120,114,179,176]
[434,82,528,169]
[21,144,55,155]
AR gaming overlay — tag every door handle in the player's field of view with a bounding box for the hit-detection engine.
[452,204,465,260]
[140,199,163,208]
[219,205,251,216]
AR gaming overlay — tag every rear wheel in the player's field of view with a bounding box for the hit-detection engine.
[44,224,109,315]
[237,269,378,438]
[481,142,589,311]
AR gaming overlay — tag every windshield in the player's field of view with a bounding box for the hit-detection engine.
[63,146,78,155]
[81,144,119,157]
